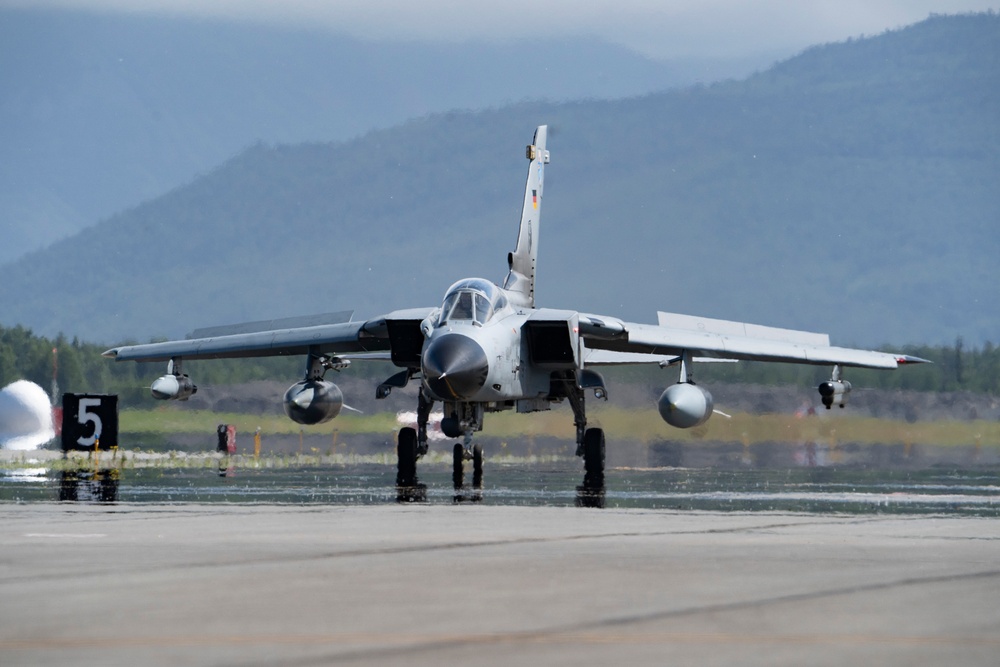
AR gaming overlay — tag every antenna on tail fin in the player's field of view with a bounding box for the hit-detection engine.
[504,125,549,308]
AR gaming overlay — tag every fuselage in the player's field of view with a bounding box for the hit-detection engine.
[420,278,547,404]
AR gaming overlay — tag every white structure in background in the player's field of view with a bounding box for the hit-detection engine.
[396,411,447,441]
[0,380,55,450]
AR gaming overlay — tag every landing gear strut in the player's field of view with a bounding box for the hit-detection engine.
[559,370,608,479]
[447,402,485,489]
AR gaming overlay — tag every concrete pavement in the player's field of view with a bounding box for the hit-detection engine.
[1,504,998,666]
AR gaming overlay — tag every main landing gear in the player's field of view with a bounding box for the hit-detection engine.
[394,390,433,488]
[559,369,608,482]
[582,427,606,481]
[395,426,419,486]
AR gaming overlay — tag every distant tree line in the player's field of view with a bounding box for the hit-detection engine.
[0,324,300,406]
[583,338,998,396]
[695,338,998,394]
[1,325,996,402]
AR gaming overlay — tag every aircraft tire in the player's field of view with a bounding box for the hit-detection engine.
[583,428,605,477]
[452,443,465,488]
[397,427,418,485]
[472,443,484,488]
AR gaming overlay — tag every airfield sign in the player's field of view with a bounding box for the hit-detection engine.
[61,393,118,451]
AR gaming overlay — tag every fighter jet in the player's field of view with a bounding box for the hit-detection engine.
[104,125,927,485]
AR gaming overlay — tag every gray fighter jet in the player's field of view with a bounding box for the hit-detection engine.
[104,126,927,485]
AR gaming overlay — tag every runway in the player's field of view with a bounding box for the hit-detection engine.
[2,504,998,666]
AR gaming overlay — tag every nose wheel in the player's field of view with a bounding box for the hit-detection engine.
[453,442,484,489]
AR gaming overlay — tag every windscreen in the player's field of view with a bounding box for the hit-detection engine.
[438,279,504,325]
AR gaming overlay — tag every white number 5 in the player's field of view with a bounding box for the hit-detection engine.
[77,397,103,447]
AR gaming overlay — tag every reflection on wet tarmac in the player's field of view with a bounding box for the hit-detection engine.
[396,480,427,503]
[451,487,483,504]
[58,468,119,503]
[450,464,485,503]
[0,458,997,514]
[576,472,606,508]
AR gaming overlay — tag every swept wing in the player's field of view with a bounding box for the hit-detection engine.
[103,308,436,363]
[578,311,924,370]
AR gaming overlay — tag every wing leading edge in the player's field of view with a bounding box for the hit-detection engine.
[102,308,436,363]
[580,310,928,370]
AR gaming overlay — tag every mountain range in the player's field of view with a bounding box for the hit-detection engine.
[0,6,771,265]
[1,12,997,348]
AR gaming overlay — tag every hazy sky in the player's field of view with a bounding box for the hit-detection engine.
[13,0,1000,60]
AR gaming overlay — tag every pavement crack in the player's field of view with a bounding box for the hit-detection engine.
[238,569,1000,666]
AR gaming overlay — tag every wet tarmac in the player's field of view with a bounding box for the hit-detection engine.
[1,457,998,515]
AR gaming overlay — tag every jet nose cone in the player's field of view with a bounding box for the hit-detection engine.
[422,334,489,400]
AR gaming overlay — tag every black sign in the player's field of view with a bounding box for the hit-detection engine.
[61,394,118,451]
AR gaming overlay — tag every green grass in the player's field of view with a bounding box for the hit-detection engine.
[119,406,1000,449]
[120,407,399,436]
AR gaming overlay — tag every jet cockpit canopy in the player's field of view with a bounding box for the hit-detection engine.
[439,278,508,326]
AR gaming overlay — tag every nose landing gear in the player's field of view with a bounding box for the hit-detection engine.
[453,441,484,490]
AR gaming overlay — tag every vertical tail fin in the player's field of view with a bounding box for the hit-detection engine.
[504,125,549,307]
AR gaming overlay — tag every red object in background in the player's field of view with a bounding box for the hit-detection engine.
[217,424,236,454]
[52,407,63,437]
